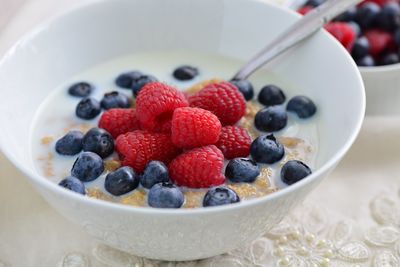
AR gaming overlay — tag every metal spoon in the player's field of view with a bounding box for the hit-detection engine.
[233,0,363,80]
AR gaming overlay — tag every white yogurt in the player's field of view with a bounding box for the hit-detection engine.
[30,51,319,204]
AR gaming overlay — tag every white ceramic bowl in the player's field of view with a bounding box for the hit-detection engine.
[0,0,365,261]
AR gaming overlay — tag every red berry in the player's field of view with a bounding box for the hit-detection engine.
[98,108,140,138]
[116,130,180,173]
[171,107,221,149]
[216,126,252,160]
[325,22,356,51]
[169,145,225,188]
[365,29,395,56]
[136,82,189,132]
[188,82,246,125]
[298,6,314,15]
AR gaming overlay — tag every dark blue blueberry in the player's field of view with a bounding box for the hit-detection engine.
[376,2,400,31]
[250,134,284,164]
[395,28,400,45]
[230,79,254,101]
[348,21,361,37]
[258,85,286,106]
[132,74,158,97]
[55,130,84,156]
[352,37,370,60]
[148,182,184,208]
[225,158,260,183]
[255,106,288,132]
[140,161,169,189]
[380,53,400,65]
[100,91,131,110]
[115,71,143,89]
[305,0,326,7]
[68,82,93,97]
[281,160,312,185]
[58,176,86,195]
[82,127,114,159]
[355,3,381,29]
[71,152,104,182]
[173,65,199,81]
[203,186,240,207]
[75,97,101,120]
[356,55,375,67]
[335,6,357,22]
[104,166,139,196]
[286,96,317,119]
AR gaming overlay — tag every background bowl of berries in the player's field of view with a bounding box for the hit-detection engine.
[0,0,365,261]
[297,0,400,115]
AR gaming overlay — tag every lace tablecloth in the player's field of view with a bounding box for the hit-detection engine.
[1,1,400,266]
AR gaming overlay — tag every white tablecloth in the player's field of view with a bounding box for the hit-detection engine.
[1,1,400,266]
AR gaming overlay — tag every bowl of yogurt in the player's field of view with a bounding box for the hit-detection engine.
[0,0,365,261]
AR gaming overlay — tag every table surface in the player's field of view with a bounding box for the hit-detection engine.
[1,1,400,266]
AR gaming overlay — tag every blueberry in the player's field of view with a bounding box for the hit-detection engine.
[250,134,285,164]
[140,161,170,189]
[334,6,357,22]
[115,71,143,89]
[286,96,317,119]
[380,53,400,65]
[148,182,184,208]
[356,55,375,67]
[58,176,86,195]
[68,82,93,97]
[305,0,326,7]
[255,106,288,132]
[104,166,139,196]
[355,3,381,29]
[352,37,370,60]
[100,91,131,110]
[82,127,114,158]
[258,85,286,106]
[348,21,361,37]
[71,152,104,182]
[132,74,158,97]
[225,158,260,183]
[230,79,254,101]
[395,28,400,45]
[173,65,199,81]
[75,97,101,120]
[55,130,84,156]
[203,186,240,207]
[281,160,312,185]
[376,2,400,31]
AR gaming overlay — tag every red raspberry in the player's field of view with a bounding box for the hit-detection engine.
[171,107,221,149]
[325,22,356,51]
[188,82,246,125]
[298,6,314,15]
[116,130,180,172]
[98,108,140,138]
[136,82,189,132]
[169,145,225,188]
[216,126,252,159]
[365,29,395,56]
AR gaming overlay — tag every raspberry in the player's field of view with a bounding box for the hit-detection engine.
[171,107,221,149]
[98,108,140,138]
[325,22,356,51]
[169,145,225,188]
[136,82,189,132]
[365,29,395,56]
[188,82,246,125]
[116,130,180,173]
[216,126,252,159]
[298,6,314,15]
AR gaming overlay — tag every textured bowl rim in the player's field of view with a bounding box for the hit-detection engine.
[0,0,366,215]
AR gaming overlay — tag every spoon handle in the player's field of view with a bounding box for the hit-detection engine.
[232,0,363,80]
